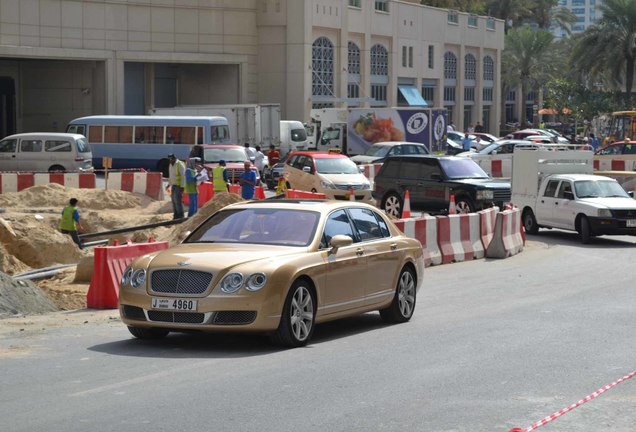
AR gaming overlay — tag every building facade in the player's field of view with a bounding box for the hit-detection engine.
[0,0,504,139]
[551,0,603,37]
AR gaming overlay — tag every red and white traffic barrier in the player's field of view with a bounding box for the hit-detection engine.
[479,207,499,250]
[360,163,384,182]
[0,172,96,194]
[393,215,441,266]
[594,157,636,171]
[437,213,483,264]
[486,207,524,258]
[107,171,164,200]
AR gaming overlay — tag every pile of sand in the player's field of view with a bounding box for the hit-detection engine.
[0,184,245,314]
[0,272,58,317]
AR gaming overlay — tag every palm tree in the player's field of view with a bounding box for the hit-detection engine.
[571,0,636,106]
[485,0,532,33]
[502,27,561,125]
[530,0,575,32]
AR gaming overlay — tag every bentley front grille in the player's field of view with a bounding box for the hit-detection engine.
[150,270,213,295]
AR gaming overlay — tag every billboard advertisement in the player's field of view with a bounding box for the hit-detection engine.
[347,108,434,155]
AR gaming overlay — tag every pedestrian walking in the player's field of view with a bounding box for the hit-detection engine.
[168,154,185,219]
[254,145,266,177]
[239,160,257,200]
[268,144,280,166]
[59,198,84,248]
[185,157,200,217]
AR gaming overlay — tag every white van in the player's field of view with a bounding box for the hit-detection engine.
[279,120,308,157]
[0,133,93,172]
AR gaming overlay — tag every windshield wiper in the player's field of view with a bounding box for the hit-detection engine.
[578,195,599,198]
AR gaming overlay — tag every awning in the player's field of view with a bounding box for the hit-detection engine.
[398,85,428,106]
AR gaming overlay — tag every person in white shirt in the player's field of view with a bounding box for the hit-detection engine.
[244,142,256,160]
[447,122,455,133]
[253,145,266,176]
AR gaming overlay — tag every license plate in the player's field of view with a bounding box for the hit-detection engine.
[151,298,198,311]
[627,220,636,227]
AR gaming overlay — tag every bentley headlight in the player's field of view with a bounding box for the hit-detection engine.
[130,269,146,288]
[597,208,613,217]
[246,273,268,291]
[220,272,244,293]
[320,179,336,189]
[121,267,133,286]
[476,190,494,200]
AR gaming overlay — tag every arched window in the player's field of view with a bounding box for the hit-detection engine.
[348,42,360,75]
[312,37,334,98]
[465,54,476,81]
[348,42,361,103]
[444,52,457,80]
[370,44,389,105]
[483,56,494,81]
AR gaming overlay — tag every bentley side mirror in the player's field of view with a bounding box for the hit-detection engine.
[329,234,353,254]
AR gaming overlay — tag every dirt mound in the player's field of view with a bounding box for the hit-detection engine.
[0,185,245,314]
[0,271,58,317]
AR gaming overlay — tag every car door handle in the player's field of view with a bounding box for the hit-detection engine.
[390,243,397,250]
[356,248,364,256]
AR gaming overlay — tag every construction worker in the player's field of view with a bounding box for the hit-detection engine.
[59,197,84,249]
[213,159,229,193]
[184,157,199,217]
[168,153,185,219]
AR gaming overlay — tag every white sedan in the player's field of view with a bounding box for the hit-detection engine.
[457,139,530,178]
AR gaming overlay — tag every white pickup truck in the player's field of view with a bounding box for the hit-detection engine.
[512,147,636,243]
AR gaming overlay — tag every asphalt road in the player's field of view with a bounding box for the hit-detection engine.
[1,232,635,432]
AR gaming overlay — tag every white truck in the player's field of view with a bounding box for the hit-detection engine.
[512,146,636,243]
[150,104,281,148]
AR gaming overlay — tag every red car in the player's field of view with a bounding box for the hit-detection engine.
[201,144,260,184]
[595,141,636,155]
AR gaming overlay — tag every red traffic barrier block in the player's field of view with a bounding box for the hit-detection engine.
[183,182,214,208]
[87,241,169,309]
[228,184,241,194]
[286,189,327,199]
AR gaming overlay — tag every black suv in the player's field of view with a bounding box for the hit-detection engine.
[372,155,511,217]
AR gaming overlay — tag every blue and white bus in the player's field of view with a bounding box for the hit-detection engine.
[65,115,230,174]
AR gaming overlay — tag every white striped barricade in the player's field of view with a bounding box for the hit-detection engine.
[486,208,524,259]
[478,207,498,251]
[437,213,484,264]
[107,171,164,200]
[393,215,441,267]
[360,163,383,184]
[33,172,96,189]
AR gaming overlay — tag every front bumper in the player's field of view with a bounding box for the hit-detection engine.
[588,217,636,236]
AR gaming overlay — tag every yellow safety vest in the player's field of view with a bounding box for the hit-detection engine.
[213,166,227,192]
[59,206,78,231]
[174,160,185,187]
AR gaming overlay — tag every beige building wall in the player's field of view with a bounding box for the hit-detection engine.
[0,0,504,135]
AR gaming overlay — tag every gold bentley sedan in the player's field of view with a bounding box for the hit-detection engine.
[119,200,425,347]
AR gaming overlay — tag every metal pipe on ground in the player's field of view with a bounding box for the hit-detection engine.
[13,264,78,281]
[78,218,186,240]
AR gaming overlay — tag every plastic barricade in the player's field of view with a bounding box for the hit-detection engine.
[183,182,214,208]
[486,208,524,259]
[393,215,441,267]
[229,184,241,194]
[437,213,483,264]
[86,240,169,309]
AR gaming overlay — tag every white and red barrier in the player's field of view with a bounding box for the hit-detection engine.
[107,171,164,200]
[0,172,96,194]
[437,213,484,264]
[360,163,384,182]
[486,207,524,258]
[479,207,498,250]
[594,157,636,172]
[393,216,441,266]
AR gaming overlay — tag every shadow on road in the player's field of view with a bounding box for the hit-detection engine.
[88,312,389,358]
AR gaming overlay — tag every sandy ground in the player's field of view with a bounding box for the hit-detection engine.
[0,184,244,317]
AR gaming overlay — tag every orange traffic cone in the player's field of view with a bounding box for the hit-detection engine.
[255,186,266,200]
[349,186,356,201]
[402,190,412,218]
[448,194,457,215]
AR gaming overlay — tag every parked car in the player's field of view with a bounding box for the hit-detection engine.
[446,131,479,153]
[283,151,373,202]
[202,144,261,184]
[471,132,500,144]
[0,133,93,172]
[119,200,425,347]
[595,140,636,155]
[263,154,289,190]
[456,139,532,178]
[373,155,511,217]
[505,129,570,144]
[350,141,429,165]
